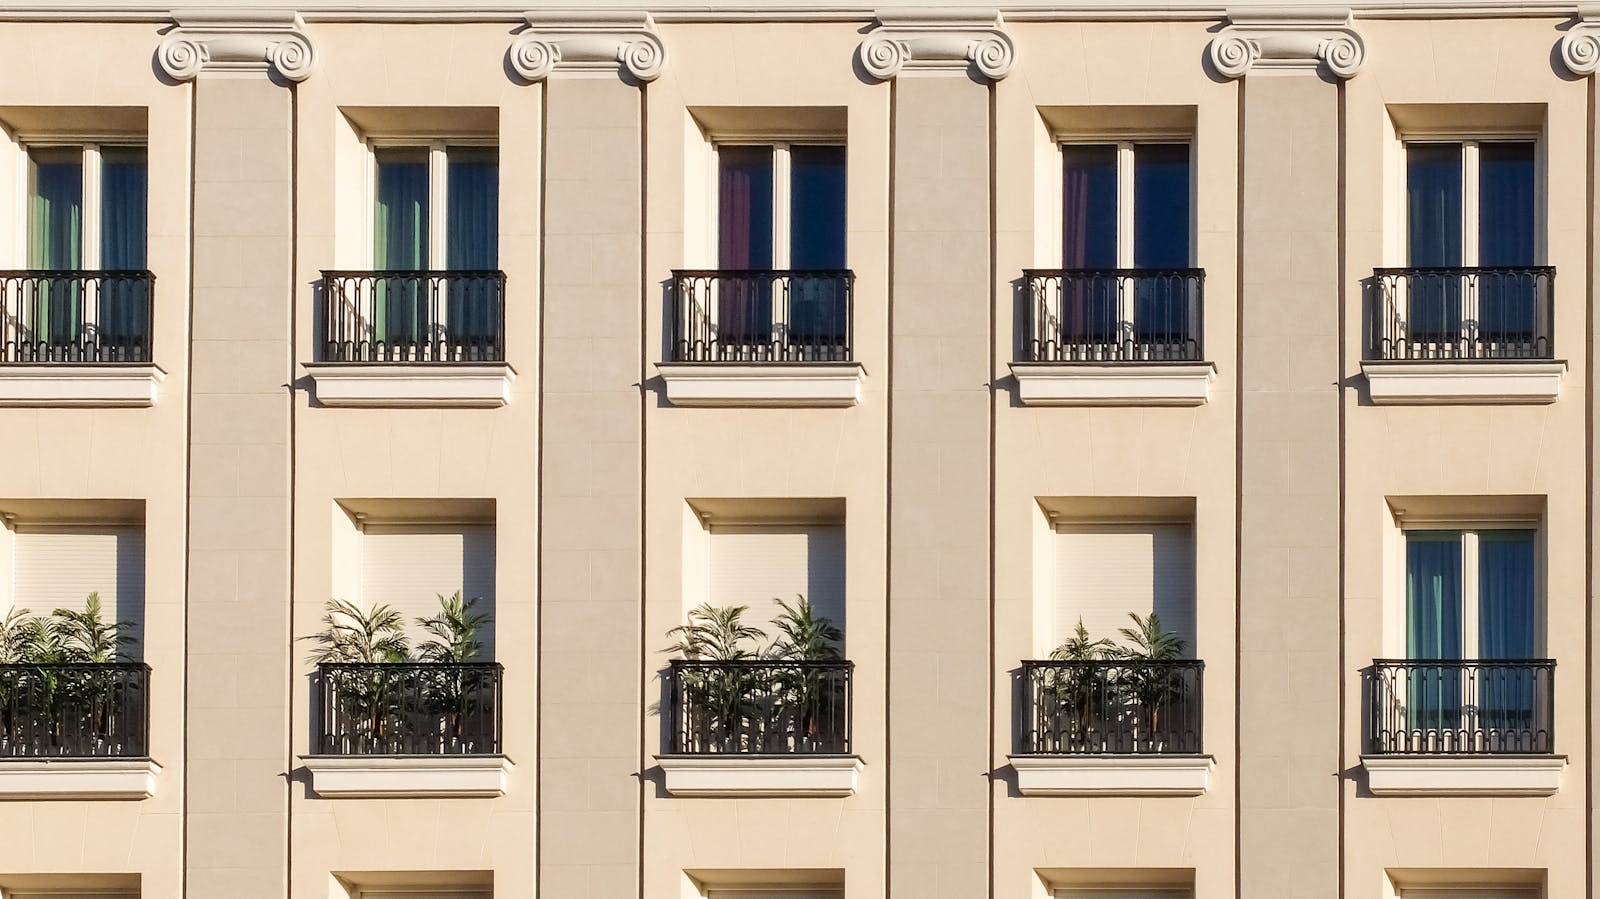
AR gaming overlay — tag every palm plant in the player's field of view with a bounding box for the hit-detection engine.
[414,592,495,751]
[306,598,411,752]
[52,592,137,663]
[1112,612,1188,750]
[1043,618,1116,751]
[666,604,766,752]
[23,595,138,755]
[767,596,845,751]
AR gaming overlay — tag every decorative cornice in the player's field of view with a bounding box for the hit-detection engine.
[1560,5,1600,74]
[857,8,1016,81]
[508,10,665,82]
[156,10,314,82]
[1208,8,1365,79]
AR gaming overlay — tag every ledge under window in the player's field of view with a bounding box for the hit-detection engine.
[0,364,164,408]
[1009,754,1212,797]
[1361,754,1565,796]
[656,754,862,797]
[657,362,865,408]
[300,754,513,798]
[1362,360,1566,405]
[305,363,515,408]
[0,758,161,799]
[1010,362,1215,407]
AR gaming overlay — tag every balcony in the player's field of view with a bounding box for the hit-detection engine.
[1361,659,1564,796]
[656,659,862,797]
[301,662,511,798]
[307,270,514,408]
[658,269,864,407]
[0,663,159,799]
[0,271,162,407]
[1363,267,1565,404]
[1008,659,1210,796]
[1011,269,1214,406]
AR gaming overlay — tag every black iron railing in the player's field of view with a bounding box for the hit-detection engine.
[320,270,505,363]
[665,659,852,755]
[1366,659,1554,755]
[670,269,854,363]
[0,270,153,363]
[1018,659,1204,755]
[316,662,502,755]
[1370,267,1555,360]
[1022,268,1205,363]
[0,663,149,758]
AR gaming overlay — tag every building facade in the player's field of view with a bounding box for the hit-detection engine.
[0,1,1590,897]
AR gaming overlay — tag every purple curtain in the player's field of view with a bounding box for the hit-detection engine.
[717,147,774,349]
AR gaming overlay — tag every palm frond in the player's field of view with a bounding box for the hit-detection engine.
[665,604,766,660]
[305,598,411,664]
[767,595,843,662]
[415,591,492,663]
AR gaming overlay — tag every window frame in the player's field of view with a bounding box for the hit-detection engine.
[1057,136,1197,271]
[364,136,498,272]
[1392,518,1546,660]
[1401,135,1545,269]
[17,139,146,271]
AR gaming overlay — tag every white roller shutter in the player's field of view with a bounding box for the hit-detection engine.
[1056,892,1190,899]
[12,526,145,657]
[708,524,845,646]
[1054,523,1195,655]
[707,892,844,899]
[362,524,496,658]
[359,892,491,899]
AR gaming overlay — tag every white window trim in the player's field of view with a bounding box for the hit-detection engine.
[1392,519,1546,659]
[707,139,844,336]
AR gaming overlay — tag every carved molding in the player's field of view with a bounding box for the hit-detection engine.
[157,10,315,82]
[857,9,1016,82]
[1208,8,1365,79]
[1561,5,1600,75]
[509,11,665,83]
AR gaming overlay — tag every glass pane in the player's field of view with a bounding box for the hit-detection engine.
[445,146,498,270]
[789,145,846,270]
[100,147,147,271]
[718,145,773,270]
[374,147,429,270]
[28,147,83,269]
[1406,530,1463,660]
[1478,530,1536,659]
[1132,143,1190,268]
[1062,144,1117,268]
[1407,142,1463,267]
[1478,142,1536,267]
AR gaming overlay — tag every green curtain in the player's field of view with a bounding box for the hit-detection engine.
[373,148,429,349]
[27,150,83,349]
[1406,530,1462,731]
[100,147,148,354]
[445,147,498,351]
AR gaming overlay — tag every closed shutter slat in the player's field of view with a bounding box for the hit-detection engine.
[12,527,145,658]
[708,525,845,646]
[361,524,495,658]
[1054,523,1195,655]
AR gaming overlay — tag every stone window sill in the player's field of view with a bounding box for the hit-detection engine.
[1008,754,1213,797]
[657,362,865,408]
[1361,754,1565,796]
[305,363,515,408]
[1362,360,1565,405]
[0,757,162,799]
[300,754,513,798]
[1010,362,1215,407]
[656,754,863,797]
[0,364,164,408]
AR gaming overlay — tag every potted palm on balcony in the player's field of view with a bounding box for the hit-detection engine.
[1046,618,1116,753]
[1111,612,1188,753]
[665,604,766,753]
[0,594,138,757]
[307,598,410,754]
[414,591,494,754]
[767,595,845,753]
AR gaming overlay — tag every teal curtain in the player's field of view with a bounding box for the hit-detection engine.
[374,148,429,350]
[1407,530,1463,732]
[1478,529,1538,737]
[28,149,84,349]
[99,147,148,355]
[445,147,498,352]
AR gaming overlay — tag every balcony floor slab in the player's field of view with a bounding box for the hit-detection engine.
[1361,754,1565,796]
[300,754,513,798]
[0,364,164,408]
[657,362,864,408]
[1361,360,1566,405]
[305,363,515,408]
[655,754,863,797]
[0,757,161,799]
[1009,362,1215,407]
[1008,754,1213,797]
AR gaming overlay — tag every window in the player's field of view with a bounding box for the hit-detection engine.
[1405,528,1537,662]
[1403,140,1540,347]
[369,142,498,348]
[11,525,145,657]
[1054,522,1196,654]
[361,523,496,657]
[1060,142,1192,347]
[714,142,847,348]
[707,524,845,641]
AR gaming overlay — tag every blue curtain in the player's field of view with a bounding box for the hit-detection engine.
[788,145,847,348]
[445,147,498,350]
[1477,142,1538,345]
[1407,530,1463,731]
[373,148,429,347]
[99,147,148,354]
[1062,145,1118,344]
[1133,144,1191,345]
[1406,143,1463,344]
[1478,529,1537,737]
